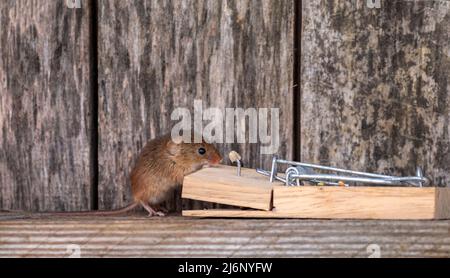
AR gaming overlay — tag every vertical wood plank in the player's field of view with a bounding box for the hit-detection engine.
[97,0,294,209]
[0,0,94,211]
[301,0,450,185]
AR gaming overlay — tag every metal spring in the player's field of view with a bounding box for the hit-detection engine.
[256,156,429,187]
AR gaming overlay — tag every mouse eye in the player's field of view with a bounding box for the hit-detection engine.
[198,147,206,155]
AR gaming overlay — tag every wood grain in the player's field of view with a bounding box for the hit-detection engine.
[435,188,450,219]
[182,165,272,210]
[97,0,294,210]
[273,186,446,220]
[2,0,450,215]
[300,1,450,186]
[1,216,450,257]
[0,0,94,211]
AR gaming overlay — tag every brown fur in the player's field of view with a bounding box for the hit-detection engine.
[130,133,222,206]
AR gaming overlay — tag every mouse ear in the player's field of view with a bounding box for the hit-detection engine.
[166,138,181,156]
[171,135,184,144]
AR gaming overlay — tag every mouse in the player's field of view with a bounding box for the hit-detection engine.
[129,133,222,216]
[12,133,222,217]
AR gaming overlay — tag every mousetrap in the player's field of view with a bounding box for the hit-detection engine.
[182,157,450,220]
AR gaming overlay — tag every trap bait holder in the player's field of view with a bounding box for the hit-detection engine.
[255,156,430,187]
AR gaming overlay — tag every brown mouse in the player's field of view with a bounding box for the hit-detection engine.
[129,133,222,216]
[15,133,222,217]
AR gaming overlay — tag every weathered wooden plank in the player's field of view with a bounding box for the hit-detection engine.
[1,216,450,257]
[300,1,450,185]
[182,165,273,210]
[97,0,295,209]
[436,187,450,219]
[0,0,94,211]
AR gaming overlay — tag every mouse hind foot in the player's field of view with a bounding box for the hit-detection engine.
[140,201,166,217]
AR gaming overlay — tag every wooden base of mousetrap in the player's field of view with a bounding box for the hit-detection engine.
[182,165,450,220]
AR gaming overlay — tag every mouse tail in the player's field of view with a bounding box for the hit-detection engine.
[29,202,141,217]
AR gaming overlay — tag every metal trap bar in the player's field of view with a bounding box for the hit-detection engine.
[256,156,430,187]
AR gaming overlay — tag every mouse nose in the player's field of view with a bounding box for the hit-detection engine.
[210,153,222,164]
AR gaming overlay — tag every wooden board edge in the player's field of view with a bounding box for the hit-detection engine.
[182,185,273,211]
[181,192,272,211]
[182,209,436,220]
[182,209,281,218]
